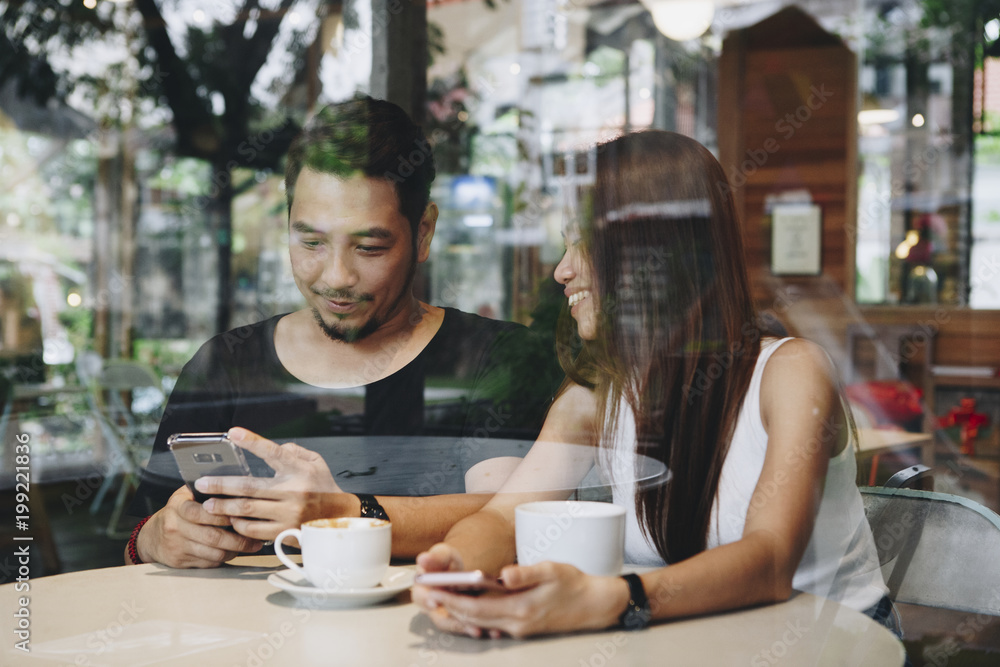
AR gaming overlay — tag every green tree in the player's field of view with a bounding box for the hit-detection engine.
[1,0,324,333]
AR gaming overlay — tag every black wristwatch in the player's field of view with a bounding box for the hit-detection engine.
[618,573,652,630]
[355,493,390,521]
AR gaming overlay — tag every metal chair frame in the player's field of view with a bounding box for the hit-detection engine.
[77,352,163,537]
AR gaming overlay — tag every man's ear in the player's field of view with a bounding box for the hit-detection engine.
[416,202,438,263]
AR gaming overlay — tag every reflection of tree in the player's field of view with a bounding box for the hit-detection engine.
[0,2,114,104]
[426,70,474,174]
[1,1,318,334]
[861,1,1000,304]
[917,0,1000,143]
[131,0,309,334]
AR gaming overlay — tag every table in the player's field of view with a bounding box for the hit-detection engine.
[1,556,904,666]
[139,436,671,499]
[857,428,934,468]
[857,428,934,485]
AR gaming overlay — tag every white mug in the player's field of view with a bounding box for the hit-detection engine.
[275,517,391,590]
[515,500,625,576]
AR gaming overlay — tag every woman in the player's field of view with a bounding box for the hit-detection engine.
[413,131,892,639]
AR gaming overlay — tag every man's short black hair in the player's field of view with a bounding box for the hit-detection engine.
[284,96,436,234]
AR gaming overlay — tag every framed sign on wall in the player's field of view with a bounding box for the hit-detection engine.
[771,203,823,276]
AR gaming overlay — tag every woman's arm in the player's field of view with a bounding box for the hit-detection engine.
[416,339,848,637]
[610,339,846,619]
[415,382,598,576]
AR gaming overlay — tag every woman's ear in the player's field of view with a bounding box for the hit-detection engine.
[416,202,438,263]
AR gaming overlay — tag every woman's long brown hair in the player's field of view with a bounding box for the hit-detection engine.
[558,130,763,564]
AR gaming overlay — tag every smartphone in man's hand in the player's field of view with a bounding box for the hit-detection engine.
[168,432,252,503]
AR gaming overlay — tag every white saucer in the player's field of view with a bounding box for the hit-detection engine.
[267,566,414,608]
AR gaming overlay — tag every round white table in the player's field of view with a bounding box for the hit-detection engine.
[138,436,670,500]
[3,556,904,666]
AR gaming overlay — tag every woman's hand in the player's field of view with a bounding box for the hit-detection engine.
[415,542,467,575]
[414,560,629,639]
[195,427,352,540]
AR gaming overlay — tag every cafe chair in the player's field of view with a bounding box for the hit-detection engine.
[860,486,1000,616]
[884,463,934,491]
[76,352,165,537]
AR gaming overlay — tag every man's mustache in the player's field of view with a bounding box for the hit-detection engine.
[311,288,374,302]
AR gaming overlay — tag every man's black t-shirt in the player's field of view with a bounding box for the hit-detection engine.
[129,308,562,515]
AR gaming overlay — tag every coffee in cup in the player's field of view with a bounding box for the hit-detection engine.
[275,517,391,590]
[515,500,625,576]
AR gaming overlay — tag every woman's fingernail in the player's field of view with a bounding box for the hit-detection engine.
[203,499,215,512]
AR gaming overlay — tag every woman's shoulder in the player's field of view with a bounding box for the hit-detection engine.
[762,337,834,370]
[757,338,848,456]
[759,338,838,398]
[553,380,597,412]
[542,380,599,444]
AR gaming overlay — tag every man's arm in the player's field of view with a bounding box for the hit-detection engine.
[341,493,497,558]
[193,428,496,558]
[125,340,248,567]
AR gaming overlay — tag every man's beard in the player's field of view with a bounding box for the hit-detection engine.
[310,259,416,343]
[311,306,383,343]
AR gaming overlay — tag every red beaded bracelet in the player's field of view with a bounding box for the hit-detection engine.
[127,515,152,565]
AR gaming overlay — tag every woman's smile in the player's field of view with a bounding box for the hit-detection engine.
[567,290,592,308]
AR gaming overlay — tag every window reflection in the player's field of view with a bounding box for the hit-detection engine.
[0,0,998,602]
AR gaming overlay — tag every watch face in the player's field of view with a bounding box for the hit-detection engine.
[622,605,652,630]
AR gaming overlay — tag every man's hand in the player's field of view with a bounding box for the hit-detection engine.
[135,485,264,568]
[197,427,355,541]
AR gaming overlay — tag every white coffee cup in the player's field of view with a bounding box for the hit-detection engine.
[275,517,391,590]
[515,500,625,576]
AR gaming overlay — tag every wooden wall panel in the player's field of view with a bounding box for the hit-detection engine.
[717,6,1000,401]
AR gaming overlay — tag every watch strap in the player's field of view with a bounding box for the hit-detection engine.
[355,493,389,521]
[619,573,652,630]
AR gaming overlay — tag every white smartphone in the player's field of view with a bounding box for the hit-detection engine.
[414,570,506,594]
[168,432,252,503]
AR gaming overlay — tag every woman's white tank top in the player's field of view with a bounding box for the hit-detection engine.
[600,337,887,611]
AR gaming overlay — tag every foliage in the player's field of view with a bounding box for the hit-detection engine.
[921,0,1000,31]
[0,129,95,239]
[0,0,115,103]
[428,20,446,67]
[921,0,1000,64]
[976,133,1000,161]
[1,1,321,331]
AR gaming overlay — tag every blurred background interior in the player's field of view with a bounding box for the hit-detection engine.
[2,0,1000,662]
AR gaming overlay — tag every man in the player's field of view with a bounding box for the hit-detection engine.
[126,96,561,568]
